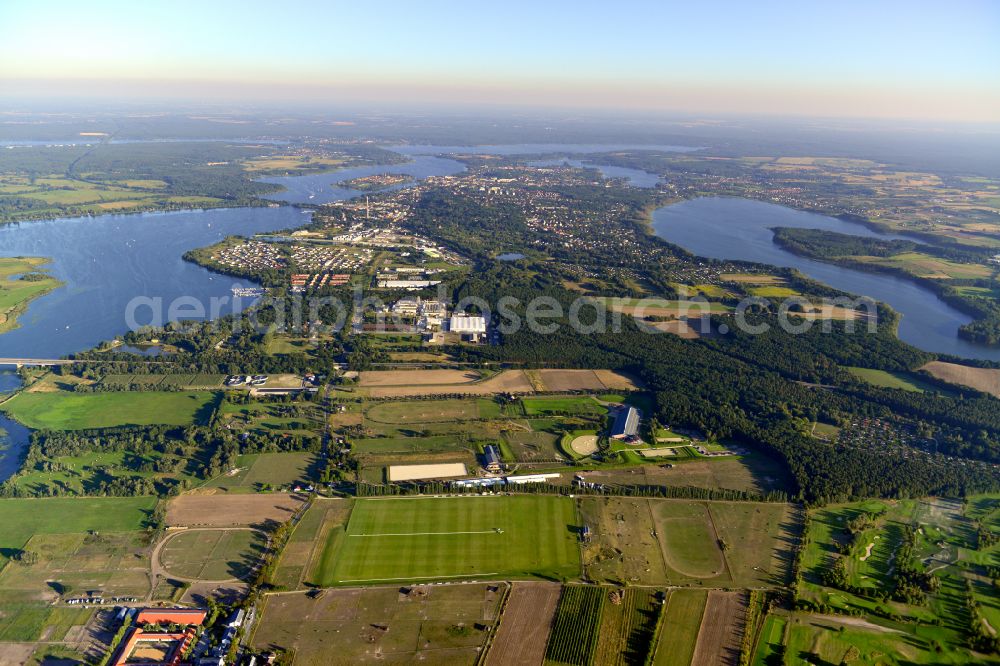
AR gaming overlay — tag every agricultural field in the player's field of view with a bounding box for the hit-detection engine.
[364,397,502,423]
[0,256,61,334]
[593,587,663,666]
[484,582,561,666]
[0,530,153,604]
[526,369,643,393]
[319,496,581,584]
[598,296,732,319]
[0,172,226,220]
[689,590,747,666]
[99,373,225,389]
[578,453,794,498]
[0,497,155,656]
[165,493,307,528]
[921,360,1000,398]
[544,585,605,666]
[357,369,482,386]
[352,367,640,398]
[0,497,155,568]
[354,368,533,397]
[651,589,707,666]
[855,251,995,280]
[202,452,318,492]
[1,389,219,429]
[242,154,347,173]
[796,496,1000,663]
[521,395,607,416]
[846,366,940,393]
[580,497,796,587]
[250,583,505,665]
[351,434,472,455]
[749,285,801,298]
[158,528,265,581]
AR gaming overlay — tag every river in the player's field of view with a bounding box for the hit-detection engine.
[0,371,28,483]
[651,197,1000,362]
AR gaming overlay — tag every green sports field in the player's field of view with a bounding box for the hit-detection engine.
[2,390,219,429]
[319,496,581,584]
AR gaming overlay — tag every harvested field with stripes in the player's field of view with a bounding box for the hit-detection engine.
[690,590,748,666]
[484,582,561,666]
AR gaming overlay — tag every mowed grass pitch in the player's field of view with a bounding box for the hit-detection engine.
[2,390,219,429]
[322,496,581,584]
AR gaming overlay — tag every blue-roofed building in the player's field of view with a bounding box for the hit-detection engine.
[609,406,640,441]
[481,444,502,473]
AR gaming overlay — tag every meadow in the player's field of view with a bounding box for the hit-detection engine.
[846,366,940,393]
[320,496,581,584]
[251,583,504,665]
[580,497,796,587]
[364,397,503,423]
[0,497,155,647]
[159,528,265,581]
[202,452,317,491]
[0,256,61,333]
[0,496,155,565]
[521,395,607,416]
[2,390,219,429]
[650,589,707,666]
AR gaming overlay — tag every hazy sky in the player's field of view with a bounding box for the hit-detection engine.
[2,0,998,122]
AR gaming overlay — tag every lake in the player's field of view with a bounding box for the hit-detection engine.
[0,206,310,358]
[0,144,672,360]
[258,154,465,205]
[651,197,1000,361]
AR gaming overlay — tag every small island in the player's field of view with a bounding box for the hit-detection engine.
[338,172,414,191]
[0,256,62,334]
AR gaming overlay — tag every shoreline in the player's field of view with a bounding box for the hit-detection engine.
[0,257,63,336]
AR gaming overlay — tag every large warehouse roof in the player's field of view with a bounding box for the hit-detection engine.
[450,315,487,333]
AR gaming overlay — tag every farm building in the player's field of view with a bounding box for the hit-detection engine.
[135,608,208,626]
[609,406,640,441]
[481,444,503,473]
